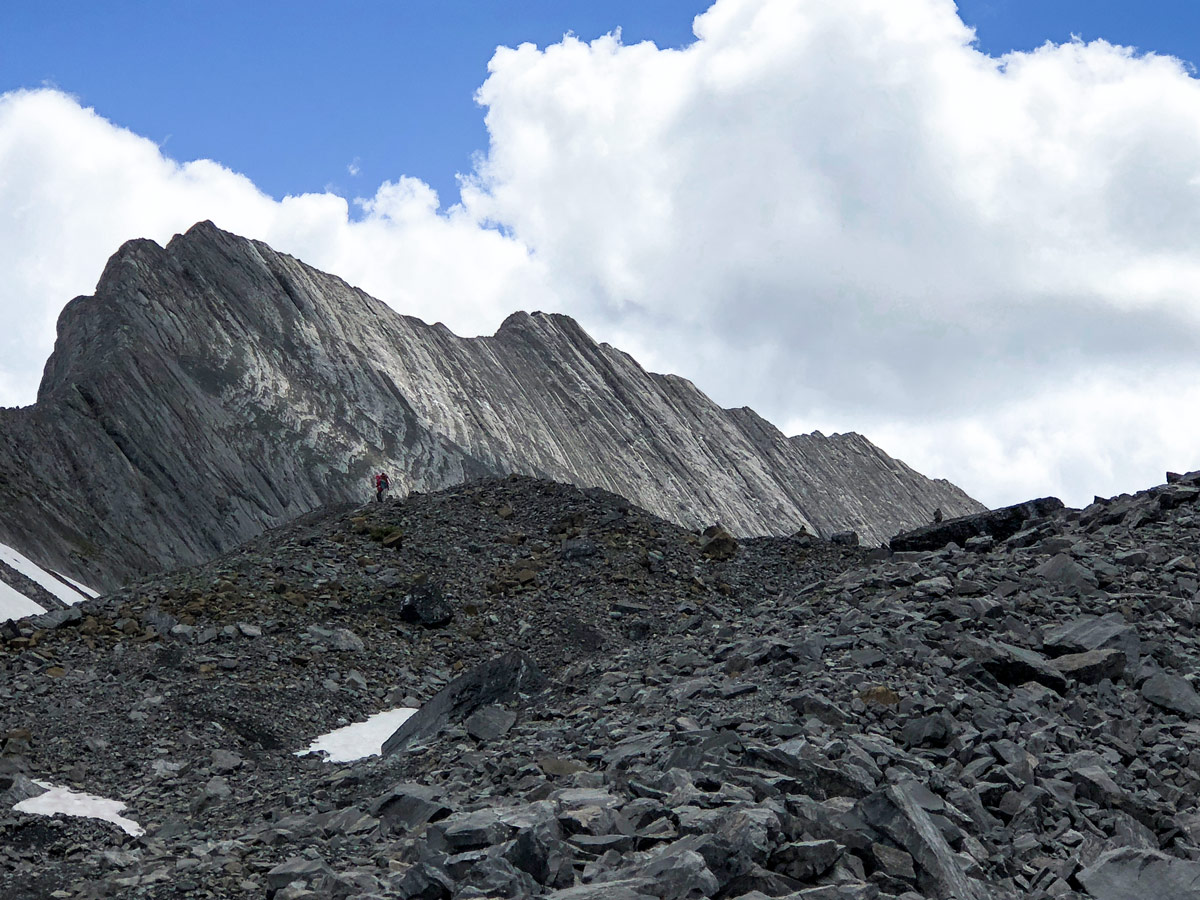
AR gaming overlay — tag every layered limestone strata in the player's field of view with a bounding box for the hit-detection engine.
[0,222,982,589]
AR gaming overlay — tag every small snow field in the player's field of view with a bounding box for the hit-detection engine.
[0,579,46,623]
[60,573,100,599]
[13,781,143,836]
[0,540,98,606]
[299,707,418,762]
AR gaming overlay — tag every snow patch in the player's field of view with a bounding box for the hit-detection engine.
[299,707,418,763]
[0,580,46,623]
[13,781,144,836]
[0,541,98,606]
[60,573,101,599]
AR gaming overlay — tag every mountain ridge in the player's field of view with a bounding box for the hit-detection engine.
[0,221,983,593]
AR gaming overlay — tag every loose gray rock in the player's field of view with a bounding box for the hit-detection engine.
[266,856,334,891]
[1033,553,1097,592]
[383,650,547,755]
[889,497,1063,552]
[1048,648,1125,684]
[860,781,996,900]
[465,705,518,742]
[1077,847,1200,900]
[770,840,842,881]
[371,783,452,832]
[961,638,1069,694]
[398,582,454,628]
[1141,673,1200,717]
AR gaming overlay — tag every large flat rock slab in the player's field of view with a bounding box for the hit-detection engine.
[890,497,1064,553]
[382,650,547,755]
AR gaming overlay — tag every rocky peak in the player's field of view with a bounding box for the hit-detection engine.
[2,223,981,591]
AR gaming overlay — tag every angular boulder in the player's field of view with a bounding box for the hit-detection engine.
[397,582,454,628]
[961,638,1069,694]
[1033,553,1098,593]
[1141,673,1200,718]
[700,524,739,560]
[889,497,1064,553]
[859,781,996,900]
[370,783,452,832]
[1048,648,1125,685]
[465,705,518,742]
[1043,614,1139,667]
[383,650,547,755]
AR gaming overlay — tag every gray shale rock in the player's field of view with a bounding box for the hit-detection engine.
[18,468,1200,900]
[1077,847,1200,900]
[397,582,454,629]
[465,705,517,742]
[960,638,1069,694]
[860,781,997,900]
[266,856,334,891]
[543,881,657,899]
[1048,648,1125,684]
[371,783,452,832]
[770,840,843,881]
[383,650,547,755]
[1043,614,1140,667]
[889,497,1063,553]
[1141,673,1200,717]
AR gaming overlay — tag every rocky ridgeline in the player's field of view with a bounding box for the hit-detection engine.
[0,221,980,592]
[3,473,1200,898]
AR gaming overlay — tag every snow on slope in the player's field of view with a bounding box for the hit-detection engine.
[13,781,143,836]
[0,579,46,622]
[299,707,418,762]
[0,540,98,608]
[59,572,100,599]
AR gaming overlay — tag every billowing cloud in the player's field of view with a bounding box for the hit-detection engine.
[465,0,1200,505]
[4,0,1200,509]
[0,89,549,406]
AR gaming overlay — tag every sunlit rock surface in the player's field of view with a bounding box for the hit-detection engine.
[0,222,981,589]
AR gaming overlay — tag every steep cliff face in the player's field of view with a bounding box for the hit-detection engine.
[0,222,983,590]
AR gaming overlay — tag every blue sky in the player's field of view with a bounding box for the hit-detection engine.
[0,1,707,205]
[958,0,1200,62]
[4,1,1196,207]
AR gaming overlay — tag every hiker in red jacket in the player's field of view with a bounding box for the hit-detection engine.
[375,472,390,502]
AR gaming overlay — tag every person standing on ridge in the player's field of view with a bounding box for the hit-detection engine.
[375,472,390,503]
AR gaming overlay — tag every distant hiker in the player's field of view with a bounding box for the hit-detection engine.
[375,472,390,503]
[932,508,943,524]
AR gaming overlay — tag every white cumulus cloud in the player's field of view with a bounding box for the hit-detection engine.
[0,89,548,406]
[464,0,1200,506]
[3,0,1200,510]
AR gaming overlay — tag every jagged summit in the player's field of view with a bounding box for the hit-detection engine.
[0,222,981,592]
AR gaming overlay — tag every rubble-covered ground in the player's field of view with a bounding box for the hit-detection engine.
[4,473,1200,899]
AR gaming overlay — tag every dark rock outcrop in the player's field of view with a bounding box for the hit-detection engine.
[382,650,547,755]
[0,222,982,590]
[889,496,1064,552]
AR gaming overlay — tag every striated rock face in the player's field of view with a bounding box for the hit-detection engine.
[0,222,982,589]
